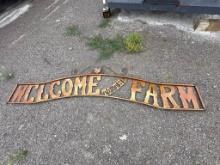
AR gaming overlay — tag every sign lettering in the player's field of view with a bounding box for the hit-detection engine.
[8,74,205,111]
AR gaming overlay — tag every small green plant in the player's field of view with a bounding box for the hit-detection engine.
[98,19,111,28]
[124,32,144,53]
[164,73,173,82]
[86,32,145,59]
[0,66,13,81]
[65,25,80,36]
[87,35,125,59]
[7,149,28,165]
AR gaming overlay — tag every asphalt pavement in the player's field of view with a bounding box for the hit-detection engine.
[0,0,219,164]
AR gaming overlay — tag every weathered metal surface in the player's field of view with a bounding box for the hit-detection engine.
[8,69,205,111]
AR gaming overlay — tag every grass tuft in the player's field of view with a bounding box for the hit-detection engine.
[0,66,13,81]
[87,35,125,59]
[86,32,144,59]
[7,149,28,165]
[65,25,80,36]
[98,19,111,28]
[124,32,144,53]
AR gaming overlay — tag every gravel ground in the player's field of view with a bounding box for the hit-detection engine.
[0,0,219,164]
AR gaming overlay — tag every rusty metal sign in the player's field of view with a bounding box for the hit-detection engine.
[8,68,205,111]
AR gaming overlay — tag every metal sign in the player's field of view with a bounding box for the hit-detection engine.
[8,68,205,111]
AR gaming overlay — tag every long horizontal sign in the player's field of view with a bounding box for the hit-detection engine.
[8,74,205,111]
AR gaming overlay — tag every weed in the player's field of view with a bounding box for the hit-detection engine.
[65,25,80,36]
[7,149,28,165]
[124,32,144,53]
[86,32,145,59]
[164,73,173,82]
[87,35,125,59]
[0,66,13,81]
[98,19,111,28]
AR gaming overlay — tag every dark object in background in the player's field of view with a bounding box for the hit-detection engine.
[0,0,21,12]
[103,0,220,18]
[144,0,179,5]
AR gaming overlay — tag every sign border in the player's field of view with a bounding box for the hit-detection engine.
[7,73,205,111]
